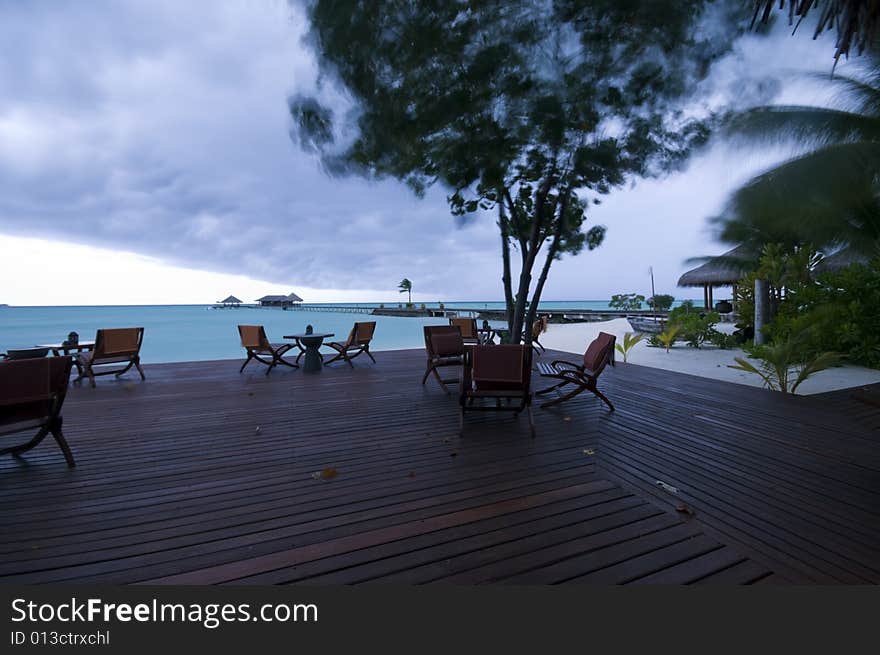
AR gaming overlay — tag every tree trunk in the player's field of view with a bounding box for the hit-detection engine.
[754,278,770,345]
[498,195,515,331]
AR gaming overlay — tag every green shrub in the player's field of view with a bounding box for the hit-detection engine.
[609,293,645,311]
[647,294,675,311]
[668,307,722,348]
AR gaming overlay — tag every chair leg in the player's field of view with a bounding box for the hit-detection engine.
[4,426,49,457]
[51,418,75,468]
[240,353,252,373]
[87,366,96,389]
[539,384,586,408]
[536,380,569,396]
[592,388,615,412]
[365,347,376,363]
[422,362,433,385]
[134,357,146,380]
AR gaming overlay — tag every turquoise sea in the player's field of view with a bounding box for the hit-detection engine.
[0,301,682,364]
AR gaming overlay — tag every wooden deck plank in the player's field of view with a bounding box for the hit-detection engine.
[1,348,876,584]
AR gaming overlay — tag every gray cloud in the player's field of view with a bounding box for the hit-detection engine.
[0,2,860,301]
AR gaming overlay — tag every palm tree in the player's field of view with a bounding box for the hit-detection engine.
[713,46,880,259]
[398,278,413,306]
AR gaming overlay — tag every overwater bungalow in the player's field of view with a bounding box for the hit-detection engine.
[256,292,304,308]
[216,295,243,308]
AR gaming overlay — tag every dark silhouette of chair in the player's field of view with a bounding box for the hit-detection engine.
[422,325,465,393]
[324,321,377,367]
[1,356,76,467]
[459,344,534,436]
[536,331,616,410]
[76,327,145,388]
[238,325,298,375]
[450,317,481,345]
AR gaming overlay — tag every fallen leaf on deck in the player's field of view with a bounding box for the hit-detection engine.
[255,426,262,434]
[583,448,595,456]
[675,503,695,517]
[312,467,338,481]
[563,416,572,422]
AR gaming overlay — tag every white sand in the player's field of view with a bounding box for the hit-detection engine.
[540,318,880,395]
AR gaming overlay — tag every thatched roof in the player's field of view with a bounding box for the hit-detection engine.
[220,295,242,304]
[678,246,753,287]
[287,292,304,302]
[815,248,871,273]
[256,292,304,302]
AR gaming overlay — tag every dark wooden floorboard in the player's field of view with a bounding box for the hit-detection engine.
[1,348,876,584]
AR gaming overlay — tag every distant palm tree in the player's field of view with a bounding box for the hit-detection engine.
[713,47,880,258]
[398,278,413,305]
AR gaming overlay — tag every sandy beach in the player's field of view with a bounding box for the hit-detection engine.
[541,318,880,395]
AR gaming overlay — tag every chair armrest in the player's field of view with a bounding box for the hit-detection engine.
[551,359,583,372]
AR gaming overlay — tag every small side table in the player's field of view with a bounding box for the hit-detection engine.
[284,333,334,373]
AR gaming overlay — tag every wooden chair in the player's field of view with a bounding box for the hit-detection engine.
[531,316,549,353]
[238,325,298,375]
[459,344,534,437]
[76,327,145,388]
[450,317,481,345]
[324,321,377,367]
[1,356,76,467]
[422,325,465,393]
[535,331,616,411]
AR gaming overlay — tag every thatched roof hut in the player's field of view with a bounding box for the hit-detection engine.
[678,246,754,309]
[256,292,304,307]
[220,295,243,305]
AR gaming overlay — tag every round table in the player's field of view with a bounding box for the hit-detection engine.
[284,333,334,373]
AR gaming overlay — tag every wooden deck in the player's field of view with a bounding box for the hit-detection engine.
[1,349,877,585]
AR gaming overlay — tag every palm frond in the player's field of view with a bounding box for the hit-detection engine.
[723,106,880,147]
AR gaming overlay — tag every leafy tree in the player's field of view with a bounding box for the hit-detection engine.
[290,0,747,341]
[609,293,645,311]
[398,278,413,305]
[647,293,675,311]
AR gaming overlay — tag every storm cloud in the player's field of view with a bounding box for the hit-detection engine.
[0,1,858,301]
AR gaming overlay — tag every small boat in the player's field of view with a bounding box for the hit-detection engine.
[627,316,665,334]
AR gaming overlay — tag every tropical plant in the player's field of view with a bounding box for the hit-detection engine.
[714,48,880,260]
[668,306,722,348]
[290,1,747,344]
[752,0,880,62]
[609,293,646,312]
[646,294,675,311]
[655,325,681,352]
[729,323,840,394]
[615,332,644,364]
[398,278,413,306]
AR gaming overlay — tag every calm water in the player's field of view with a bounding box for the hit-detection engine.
[0,301,682,364]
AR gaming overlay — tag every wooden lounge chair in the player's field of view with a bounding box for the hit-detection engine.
[422,325,465,393]
[535,331,616,411]
[238,325,298,375]
[1,356,76,467]
[76,327,145,388]
[450,317,481,345]
[459,344,534,437]
[324,321,377,367]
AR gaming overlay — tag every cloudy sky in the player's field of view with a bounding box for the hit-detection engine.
[0,1,859,305]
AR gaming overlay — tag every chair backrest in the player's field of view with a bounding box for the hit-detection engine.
[583,332,616,376]
[449,318,478,340]
[238,325,270,351]
[424,325,464,359]
[3,347,50,360]
[0,356,73,428]
[346,321,376,347]
[94,328,144,359]
[470,344,531,392]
